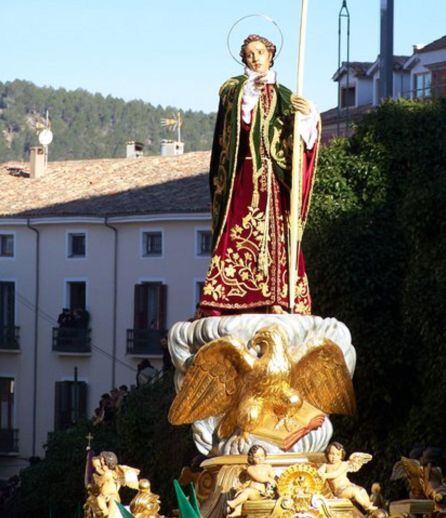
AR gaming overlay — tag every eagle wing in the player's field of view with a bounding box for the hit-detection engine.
[168,336,254,425]
[291,339,356,415]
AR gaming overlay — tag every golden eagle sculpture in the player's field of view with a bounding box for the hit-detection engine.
[169,324,355,450]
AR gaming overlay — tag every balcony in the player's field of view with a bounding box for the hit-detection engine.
[52,327,91,353]
[0,429,19,454]
[126,329,164,356]
[0,326,20,351]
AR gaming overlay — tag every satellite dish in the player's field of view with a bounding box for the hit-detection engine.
[39,129,53,146]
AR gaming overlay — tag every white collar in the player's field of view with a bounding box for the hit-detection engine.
[244,67,277,84]
[241,68,277,124]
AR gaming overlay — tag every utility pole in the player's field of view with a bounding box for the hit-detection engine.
[337,0,350,136]
[379,0,394,101]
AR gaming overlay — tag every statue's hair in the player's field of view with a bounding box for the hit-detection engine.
[240,34,276,67]
[326,441,346,460]
[100,451,118,469]
[247,444,267,465]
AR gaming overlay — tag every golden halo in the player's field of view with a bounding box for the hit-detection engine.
[226,13,284,66]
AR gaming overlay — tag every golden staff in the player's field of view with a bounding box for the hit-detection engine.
[289,0,309,312]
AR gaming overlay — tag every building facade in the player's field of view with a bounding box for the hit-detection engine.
[0,151,211,478]
[322,34,446,141]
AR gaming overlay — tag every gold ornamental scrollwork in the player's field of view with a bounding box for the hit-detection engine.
[273,463,324,517]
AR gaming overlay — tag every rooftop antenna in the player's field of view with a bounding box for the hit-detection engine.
[337,0,350,136]
[37,110,53,167]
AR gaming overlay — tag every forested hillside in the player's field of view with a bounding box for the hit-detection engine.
[0,80,216,162]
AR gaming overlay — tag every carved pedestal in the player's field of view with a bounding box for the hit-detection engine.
[196,453,357,518]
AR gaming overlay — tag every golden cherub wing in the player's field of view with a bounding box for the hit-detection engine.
[347,452,373,472]
[291,339,356,415]
[116,465,140,489]
[168,336,254,425]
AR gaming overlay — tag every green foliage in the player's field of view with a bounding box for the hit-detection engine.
[306,98,446,494]
[15,373,195,517]
[0,80,216,161]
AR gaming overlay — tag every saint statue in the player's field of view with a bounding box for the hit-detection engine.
[198,34,320,317]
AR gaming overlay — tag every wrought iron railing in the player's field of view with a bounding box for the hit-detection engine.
[0,326,20,350]
[0,428,19,453]
[52,327,91,353]
[126,329,165,355]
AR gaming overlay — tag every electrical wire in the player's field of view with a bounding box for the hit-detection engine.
[14,291,138,373]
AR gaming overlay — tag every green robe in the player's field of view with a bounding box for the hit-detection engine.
[209,74,296,250]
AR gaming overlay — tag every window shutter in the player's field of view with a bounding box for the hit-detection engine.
[78,382,88,421]
[159,284,167,332]
[134,284,149,329]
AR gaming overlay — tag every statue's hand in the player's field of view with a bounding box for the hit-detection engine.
[253,72,270,91]
[290,94,311,116]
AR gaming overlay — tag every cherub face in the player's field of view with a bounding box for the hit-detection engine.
[252,448,266,464]
[244,41,272,73]
[327,445,343,463]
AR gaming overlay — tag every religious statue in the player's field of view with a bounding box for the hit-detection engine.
[84,451,140,518]
[129,479,162,518]
[226,445,277,517]
[198,33,320,317]
[169,324,355,452]
[317,442,378,513]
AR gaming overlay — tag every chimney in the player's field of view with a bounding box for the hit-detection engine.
[160,139,184,156]
[126,141,144,158]
[30,146,45,178]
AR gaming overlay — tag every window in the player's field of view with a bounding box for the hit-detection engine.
[128,282,167,354]
[68,233,86,257]
[0,378,14,430]
[142,232,162,257]
[67,281,86,310]
[432,68,446,97]
[414,73,431,99]
[0,282,15,347]
[197,230,212,256]
[54,381,87,430]
[0,235,14,257]
[133,282,166,330]
[340,86,355,108]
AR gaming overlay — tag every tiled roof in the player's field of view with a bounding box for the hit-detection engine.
[333,62,374,80]
[320,103,373,126]
[0,151,211,218]
[417,35,446,53]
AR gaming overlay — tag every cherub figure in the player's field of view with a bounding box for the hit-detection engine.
[84,451,140,518]
[93,452,121,517]
[318,442,377,513]
[226,445,277,517]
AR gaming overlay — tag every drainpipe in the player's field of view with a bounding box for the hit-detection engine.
[104,217,118,389]
[27,218,40,456]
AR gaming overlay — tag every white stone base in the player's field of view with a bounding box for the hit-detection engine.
[168,314,356,456]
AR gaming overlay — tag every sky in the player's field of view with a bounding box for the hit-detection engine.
[1,0,444,113]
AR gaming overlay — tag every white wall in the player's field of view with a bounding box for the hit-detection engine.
[0,215,211,478]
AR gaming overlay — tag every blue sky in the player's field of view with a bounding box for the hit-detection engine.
[1,0,444,113]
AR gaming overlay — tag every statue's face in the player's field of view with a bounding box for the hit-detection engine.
[252,448,266,464]
[244,40,272,73]
[327,445,343,463]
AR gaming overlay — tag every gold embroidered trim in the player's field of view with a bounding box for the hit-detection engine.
[214,78,246,250]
